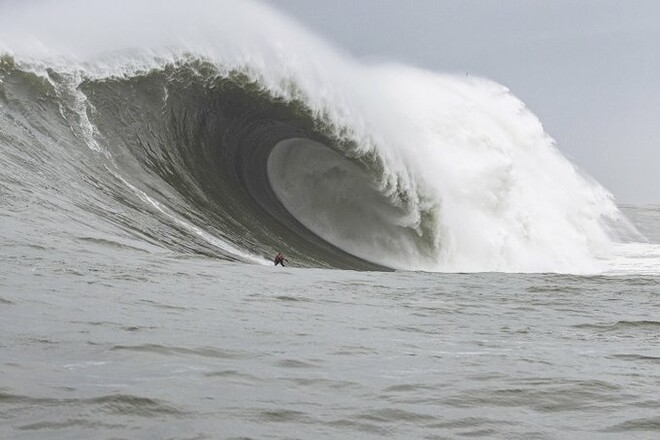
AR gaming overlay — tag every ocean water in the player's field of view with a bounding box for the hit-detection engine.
[2,209,660,439]
[2,1,660,438]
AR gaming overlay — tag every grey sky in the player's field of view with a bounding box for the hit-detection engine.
[263,0,660,204]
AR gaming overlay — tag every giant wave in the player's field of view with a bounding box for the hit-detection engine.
[0,0,634,273]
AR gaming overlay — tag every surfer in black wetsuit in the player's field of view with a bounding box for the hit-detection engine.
[274,252,288,267]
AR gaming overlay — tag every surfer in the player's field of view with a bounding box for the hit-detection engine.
[274,252,288,267]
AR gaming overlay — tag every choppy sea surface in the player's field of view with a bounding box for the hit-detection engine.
[1,206,659,440]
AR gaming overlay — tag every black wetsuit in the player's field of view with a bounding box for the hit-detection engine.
[274,254,287,266]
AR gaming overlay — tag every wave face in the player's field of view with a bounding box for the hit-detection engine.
[0,0,633,272]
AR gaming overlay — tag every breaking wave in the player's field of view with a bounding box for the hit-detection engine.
[0,0,640,272]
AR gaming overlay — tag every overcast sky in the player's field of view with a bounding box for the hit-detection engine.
[264,0,660,204]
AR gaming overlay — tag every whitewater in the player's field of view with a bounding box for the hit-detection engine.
[1,1,659,439]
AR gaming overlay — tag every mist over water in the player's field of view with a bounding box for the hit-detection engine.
[2,1,660,439]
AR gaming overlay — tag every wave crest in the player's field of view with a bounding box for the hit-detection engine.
[0,0,633,272]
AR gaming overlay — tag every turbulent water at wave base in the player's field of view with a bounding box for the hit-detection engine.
[1,1,660,439]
